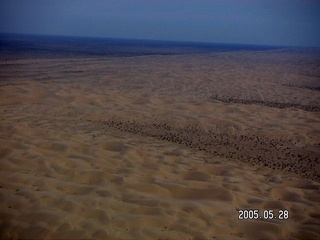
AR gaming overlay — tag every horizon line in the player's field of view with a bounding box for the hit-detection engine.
[2,31,318,50]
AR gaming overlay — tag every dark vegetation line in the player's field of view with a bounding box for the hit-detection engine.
[210,95,320,112]
[282,83,320,91]
[101,117,320,181]
[305,74,320,78]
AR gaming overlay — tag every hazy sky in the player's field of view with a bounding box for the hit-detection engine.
[1,0,320,47]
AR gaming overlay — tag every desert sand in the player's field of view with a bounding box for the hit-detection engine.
[0,51,320,239]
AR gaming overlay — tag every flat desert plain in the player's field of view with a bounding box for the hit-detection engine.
[0,51,320,239]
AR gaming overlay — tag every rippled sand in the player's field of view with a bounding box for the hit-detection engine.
[1,51,320,239]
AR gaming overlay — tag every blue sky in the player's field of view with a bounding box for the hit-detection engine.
[0,0,320,47]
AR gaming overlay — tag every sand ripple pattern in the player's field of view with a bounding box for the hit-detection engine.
[1,125,320,239]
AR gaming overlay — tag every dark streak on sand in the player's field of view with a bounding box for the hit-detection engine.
[282,84,320,92]
[104,117,320,181]
[210,95,320,112]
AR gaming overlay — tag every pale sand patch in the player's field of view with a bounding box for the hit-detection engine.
[1,51,320,239]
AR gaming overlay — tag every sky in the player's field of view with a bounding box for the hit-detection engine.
[0,0,320,47]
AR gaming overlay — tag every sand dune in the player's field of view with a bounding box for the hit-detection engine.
[1,51,320,239]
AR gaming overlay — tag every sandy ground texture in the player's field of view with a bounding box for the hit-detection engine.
[1,51,320,239]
